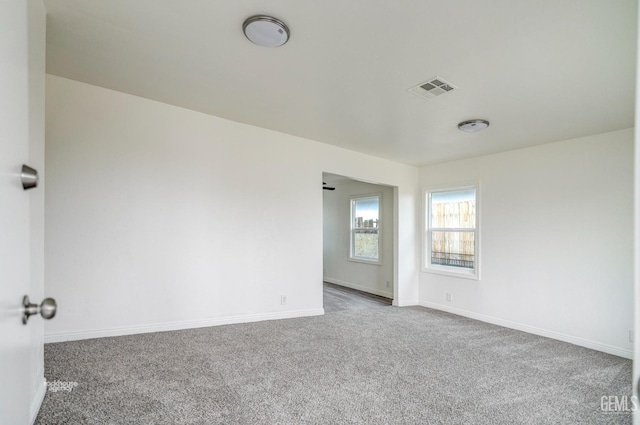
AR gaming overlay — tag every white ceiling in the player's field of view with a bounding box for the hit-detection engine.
[44,0,637,166]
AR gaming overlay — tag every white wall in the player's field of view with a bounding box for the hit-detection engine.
[419,128,634,358]
[323,178,393,298]
[44,75,419,342]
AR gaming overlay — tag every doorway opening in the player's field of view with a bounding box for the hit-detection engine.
[322,172,395,312]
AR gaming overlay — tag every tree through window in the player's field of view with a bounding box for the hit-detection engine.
[350,195,380,263]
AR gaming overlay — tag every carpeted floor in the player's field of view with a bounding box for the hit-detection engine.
[36,306,632,424]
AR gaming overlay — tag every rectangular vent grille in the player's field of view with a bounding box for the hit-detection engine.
[409,76,458,99]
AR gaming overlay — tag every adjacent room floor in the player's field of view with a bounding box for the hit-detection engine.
[36,300,632,424]
[323,281,392,313]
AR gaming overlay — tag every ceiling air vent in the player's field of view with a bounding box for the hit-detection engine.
[408,76,458,100]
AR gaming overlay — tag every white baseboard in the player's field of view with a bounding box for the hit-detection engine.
[44,308,325,343]
[419,301,633,359]
[393,299,419,307]
[30,378,46,425]
[324,277,393,299]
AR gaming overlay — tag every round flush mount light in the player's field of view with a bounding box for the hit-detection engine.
[243,15,290,47]
[458,119,490,133]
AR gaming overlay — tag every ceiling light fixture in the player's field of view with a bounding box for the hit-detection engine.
[458,119,490,133]
[243,15,290,47]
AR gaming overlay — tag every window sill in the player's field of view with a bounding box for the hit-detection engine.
[422,267,479,281]
[349,257,382,266]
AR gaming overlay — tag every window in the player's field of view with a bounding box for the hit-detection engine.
[424,184,479,279]
[350,194,381,263]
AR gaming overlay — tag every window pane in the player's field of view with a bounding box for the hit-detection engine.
[431,189,475,229]
[354,229,379,259]
[353,198,379,229]
[431,231,474,269]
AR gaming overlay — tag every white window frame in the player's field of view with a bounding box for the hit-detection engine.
[423,182,480,280]
[349,193,382,265]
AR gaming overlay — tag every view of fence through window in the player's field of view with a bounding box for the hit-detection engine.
[351,196,379,261]
[430,189,476,269]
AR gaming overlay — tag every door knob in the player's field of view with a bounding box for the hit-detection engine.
[22,295,57,324]
[21,164,38,190]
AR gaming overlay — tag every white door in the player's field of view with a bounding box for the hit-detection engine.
[0,1,47,424]
[634,6,640,425]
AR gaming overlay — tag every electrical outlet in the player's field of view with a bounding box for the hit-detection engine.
[446,292,452,302]
[386,281,390,288]
[629,329,634,343]
[280,295,287,305]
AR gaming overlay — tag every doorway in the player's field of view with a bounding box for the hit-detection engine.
[322,172,394,312]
